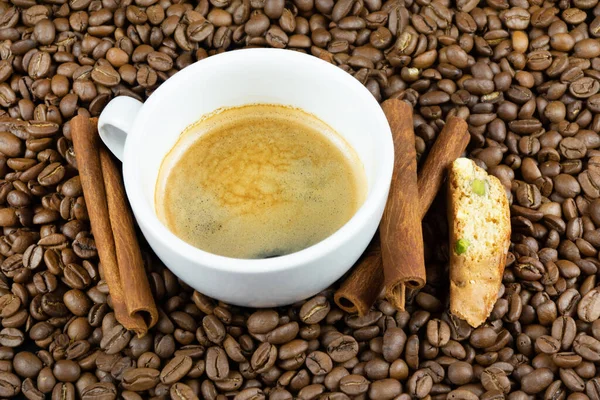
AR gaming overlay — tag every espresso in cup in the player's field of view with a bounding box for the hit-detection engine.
[155,104,367,259]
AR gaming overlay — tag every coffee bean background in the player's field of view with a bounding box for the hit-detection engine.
[0,0,598,397]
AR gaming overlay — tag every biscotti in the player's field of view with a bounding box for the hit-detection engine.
[447,158,511,328]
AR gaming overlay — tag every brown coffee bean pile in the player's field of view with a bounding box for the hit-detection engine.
[0,0,598,398]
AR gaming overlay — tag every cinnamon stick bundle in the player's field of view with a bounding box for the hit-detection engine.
[71,116,158,336]
[335,110,469,315]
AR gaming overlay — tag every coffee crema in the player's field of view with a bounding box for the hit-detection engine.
[156,104,367,259]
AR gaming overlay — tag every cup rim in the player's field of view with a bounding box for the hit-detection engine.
[122,48,394,274]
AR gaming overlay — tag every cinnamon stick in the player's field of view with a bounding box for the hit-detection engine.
[334,112,469,315]
[334,235,383,316]
[71,116,158,336]
[379,99,424,310]
[418,117,469,212]
[100,147,159,331]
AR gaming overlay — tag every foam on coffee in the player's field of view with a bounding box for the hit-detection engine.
[155,104,367,259]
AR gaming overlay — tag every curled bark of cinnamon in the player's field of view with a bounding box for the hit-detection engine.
[71,116,158,336]
[100,147,159,331]
[379,99,424,310]
[334,235,383,317]
[418,117,470,212]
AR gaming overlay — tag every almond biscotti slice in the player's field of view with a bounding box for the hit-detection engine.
[448,158,511,328]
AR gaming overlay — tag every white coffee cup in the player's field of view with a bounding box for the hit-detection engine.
[98,48,394,307]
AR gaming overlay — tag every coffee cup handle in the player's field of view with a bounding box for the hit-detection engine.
[98,96,143,161]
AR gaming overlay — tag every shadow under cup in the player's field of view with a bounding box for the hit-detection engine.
[120,48,393,306]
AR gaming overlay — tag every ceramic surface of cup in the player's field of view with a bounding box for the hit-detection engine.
[98,48,394,307]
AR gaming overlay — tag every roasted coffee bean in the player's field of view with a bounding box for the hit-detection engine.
[100,324,131,355]
[80,382,117,400]
[426,319,450,347]
[470,327,497,349]
[53,360,81,382]
[267,322,299,344]
[407,369,433,398]
[121,368,160,391]
[203,314,226,344]
[0,371,20,397]
[536,335,560,354]
[324,366,349,391]
[160,355,192,384]
[339,374,369,395]
[559,368,585,392]
[247,310,278,334]
[447,361,473,385]
[300,296,330,324]
[0,294,21,318]
[147,52,174,72]
[552,352,582,368]
[578,287,600,322]
[13,351,42,378]
[587,378,600,399]
[306,351,333,375]
[363,358,388,380]
[0,328,24,347]
[206,346,229,381]
[553,316,578,351]
[368,378,401,399]
[327,335,358,362]
[63,289,92,317]
[22,377,43,400]
[521,367,553,394]
[481,367,510,393]
[573,334,600,361]
[382,327,406,362]
[170,382,199,400]
[0,133,23,158]
[51,382,75,400]
[404,334,419,370]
